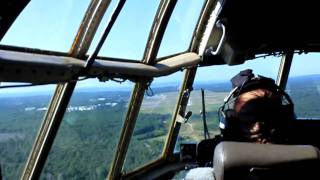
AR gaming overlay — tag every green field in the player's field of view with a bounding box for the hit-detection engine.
[139,89,227,142]
[140,90,227,114]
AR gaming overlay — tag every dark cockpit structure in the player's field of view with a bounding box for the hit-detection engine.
[1,0,320,179]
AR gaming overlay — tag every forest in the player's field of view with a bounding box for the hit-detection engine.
[0,74,320,179]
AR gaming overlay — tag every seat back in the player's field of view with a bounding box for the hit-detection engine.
[213,141,320,180]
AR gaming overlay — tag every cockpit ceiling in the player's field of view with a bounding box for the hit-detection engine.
[218,0,320,55]
[200,0,320,66]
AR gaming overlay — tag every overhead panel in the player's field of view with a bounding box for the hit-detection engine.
[199,0,320,66]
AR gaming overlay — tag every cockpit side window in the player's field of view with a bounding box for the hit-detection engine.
[286,53,320,119]
[0,0,91,52]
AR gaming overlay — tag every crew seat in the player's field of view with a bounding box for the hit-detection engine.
[213,141,320,180]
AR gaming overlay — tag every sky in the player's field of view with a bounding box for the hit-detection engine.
[0,0,320,95]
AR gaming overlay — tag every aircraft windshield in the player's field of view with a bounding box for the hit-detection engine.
[0,84,55,179]
[157,0,204,58]
[2,0,320,179]
[92,0,160,60]
[124,71,184,172]
[0,0,90,52]
[0,0,206,178]
[40,79,133,179]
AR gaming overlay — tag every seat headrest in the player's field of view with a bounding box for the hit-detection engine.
[213,141,320,180]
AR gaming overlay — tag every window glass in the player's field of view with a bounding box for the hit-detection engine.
[123,71,184,173]
[40,79,133,179]
[0,0,90,52]
[87,0,117,55]
[0,84,55,179]
[177,56,281,145]
[94,0,160,60]
[157,0,205,58]
[286,53,320,118]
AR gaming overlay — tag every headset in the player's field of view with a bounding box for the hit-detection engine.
[218,69,295,142]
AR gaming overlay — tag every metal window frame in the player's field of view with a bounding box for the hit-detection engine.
[0,49,200,83]
[21,0,112,179]
[108,0,178,179]
[276,51,294,90]
[1,0,306,179]
[163,0,216,157]
[116,0,213,178]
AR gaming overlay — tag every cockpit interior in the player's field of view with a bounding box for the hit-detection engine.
[1,0,320,179]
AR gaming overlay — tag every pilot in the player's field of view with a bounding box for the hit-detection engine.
[219,69,295,144]
[232,88,284,144]
[185,69,295,180]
